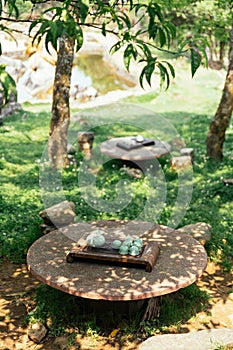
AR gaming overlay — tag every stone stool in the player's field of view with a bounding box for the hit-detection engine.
[180,147,194,162]
[39,200,76,234]
[170,155,192,172]
[77,131,94,159]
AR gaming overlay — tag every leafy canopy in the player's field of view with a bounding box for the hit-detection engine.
[163,0,232,56]
[1,0,206,89]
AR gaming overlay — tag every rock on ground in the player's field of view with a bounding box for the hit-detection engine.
[27,321,47,343]
[139,328,233,350]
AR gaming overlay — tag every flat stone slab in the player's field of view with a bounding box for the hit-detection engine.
[139,328,233,350]
[27,220,207,301]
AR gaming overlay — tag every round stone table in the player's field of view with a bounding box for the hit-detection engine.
[100,137,171,162]
[27,220,208,301]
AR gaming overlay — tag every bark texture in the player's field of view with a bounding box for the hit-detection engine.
[206,19,233,161]
[49,35,75,168]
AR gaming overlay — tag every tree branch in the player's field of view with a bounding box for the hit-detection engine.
[0,16,35,23]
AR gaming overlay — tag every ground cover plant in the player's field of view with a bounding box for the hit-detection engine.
[0,62,232,343]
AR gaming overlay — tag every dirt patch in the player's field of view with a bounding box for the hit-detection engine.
[0,259,233,350]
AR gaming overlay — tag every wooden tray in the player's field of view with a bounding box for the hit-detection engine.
[66,241,160,273]
[116,138,155,151]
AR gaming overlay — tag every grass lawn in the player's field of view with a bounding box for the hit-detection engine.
[0,61,232,340]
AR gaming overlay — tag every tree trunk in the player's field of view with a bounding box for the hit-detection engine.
[48,35,75,168]
[219,41,226,64]
[206,19,233,161]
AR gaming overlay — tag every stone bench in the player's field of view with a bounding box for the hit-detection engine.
[170,148,194,172]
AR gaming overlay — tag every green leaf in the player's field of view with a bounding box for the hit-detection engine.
[123,44,137,71]
[139,61,155,88]
[148,2,164,28]
[7,0,19,18]
[45,31,57,53]
[158,28,166,47]
[163,61,175,79]
[148,21,158,40]
[178,39,190,53]
[165,21,176,40]
[157,62,170,89]
[110,41,122,54]
[29,20,41,35]
[48,21,59,48]
[198,45,208,68]
[75,26,83,51]
[67,20,76,37]
[190,49,201,77]
[79,1,89,23]
[32,21,50,46]
[0,65,17,106]
[44,6,62,18]
[154,3,164,23]
[128,0,134,11]
[102,22,106,37]
[135,40,152,60]
[123,31,131,42]
[118,13,131,29]
[163,25,171,48]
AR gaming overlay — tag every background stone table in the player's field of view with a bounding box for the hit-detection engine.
[100,137,171,162]
[27,220,208,301]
